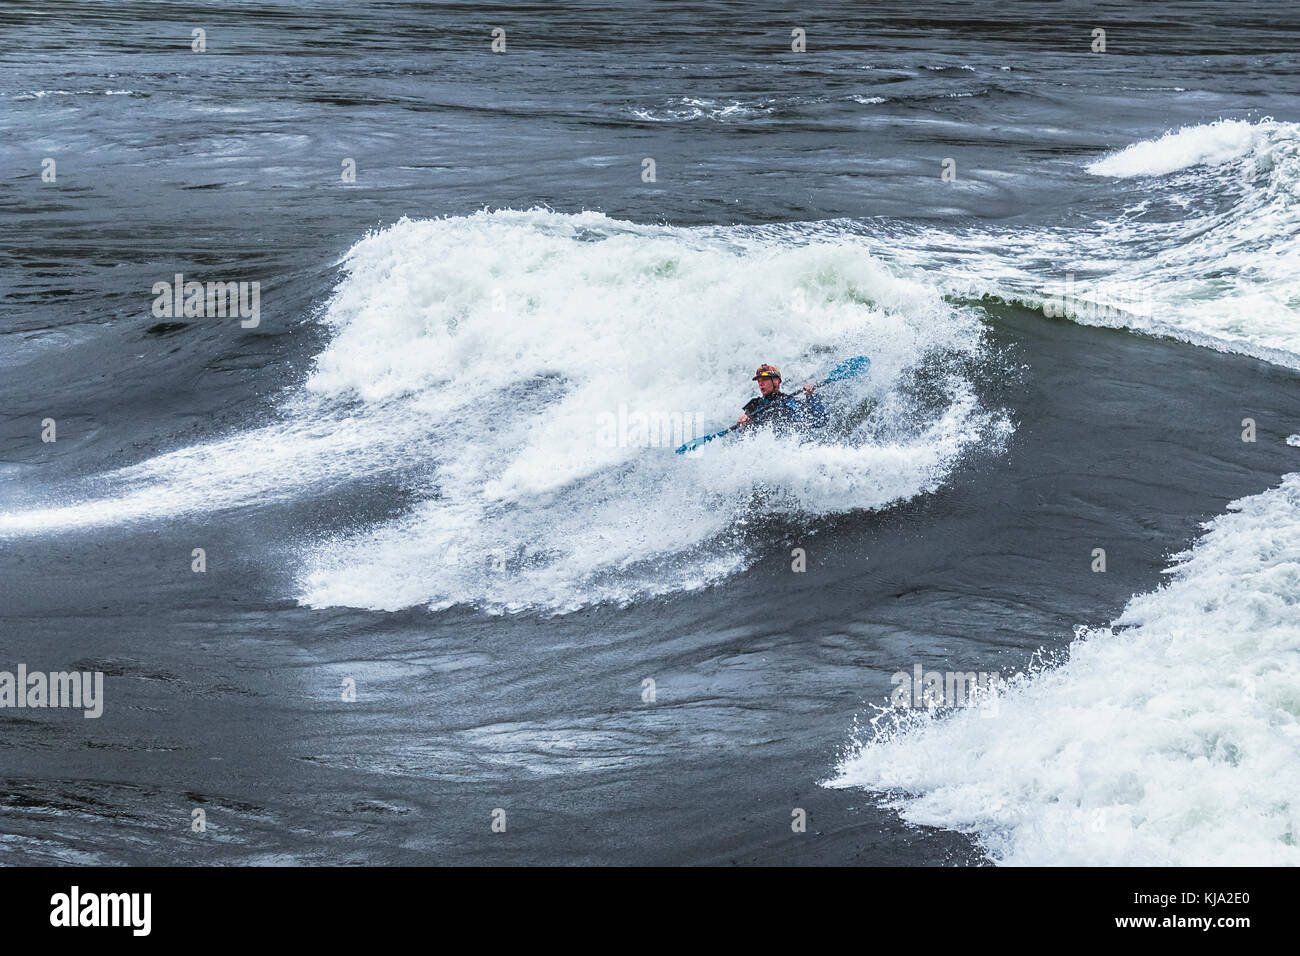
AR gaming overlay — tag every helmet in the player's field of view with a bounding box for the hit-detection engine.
[752,364,782,381]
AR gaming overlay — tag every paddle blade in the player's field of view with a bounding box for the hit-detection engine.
[822,355,870,385]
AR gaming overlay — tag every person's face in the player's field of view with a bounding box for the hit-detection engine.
[758,377,780,397]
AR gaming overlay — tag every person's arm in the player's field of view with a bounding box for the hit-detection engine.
[800,385,829,427]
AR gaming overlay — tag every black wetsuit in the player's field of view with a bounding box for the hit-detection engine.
[742,389,828,430]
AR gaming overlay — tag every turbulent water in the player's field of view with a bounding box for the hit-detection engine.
[1,1,1298,865]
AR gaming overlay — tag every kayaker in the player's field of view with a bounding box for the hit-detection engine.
[737,364,827,428]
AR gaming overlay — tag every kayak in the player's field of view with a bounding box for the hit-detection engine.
[675,356,870,454]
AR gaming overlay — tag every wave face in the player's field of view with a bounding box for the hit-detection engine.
[830,474,1300,865]
[878,118,1300,368]
[0,210,1003,613]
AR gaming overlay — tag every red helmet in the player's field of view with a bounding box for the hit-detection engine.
[752,364,781,381]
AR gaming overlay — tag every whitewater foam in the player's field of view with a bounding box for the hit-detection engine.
[874,118,1300,369]
[631,97,773,122]
[1087,118,1260,178]
[0,211,1001,614]
[830,473,1300,865]
[296,211,1000,612]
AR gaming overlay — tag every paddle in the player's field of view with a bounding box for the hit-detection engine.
[674,355,871,454]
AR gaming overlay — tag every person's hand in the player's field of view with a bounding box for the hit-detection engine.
[802,384,815,395]
[737,414,750,425]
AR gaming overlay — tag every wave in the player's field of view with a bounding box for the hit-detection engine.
[8,89,142,100]
[630,91,899,122]
[631,97,775,122]
[873,118,1300,368]
[1087,118,1260,178]
[0,211,1002,614]
[829,473,1300,865]
[298,212,1001,612]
